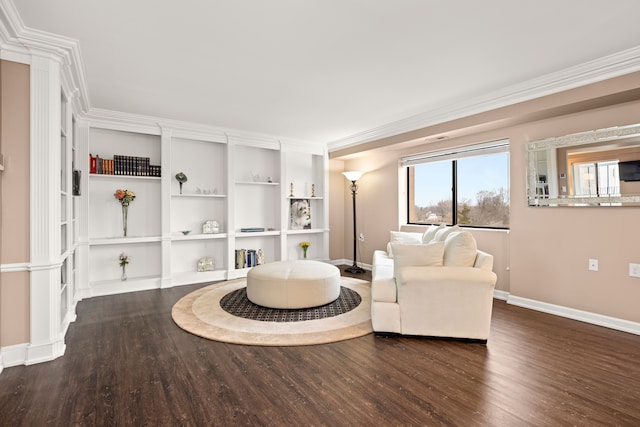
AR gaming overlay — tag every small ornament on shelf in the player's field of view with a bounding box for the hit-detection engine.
[114,188,135,236]
[197,257,214,272]
[202,220,220,234]
[119,252,129,281]
[311,183,315,198]
[300,241,310,259]
[289,182,294,197]
[175,172,188,194]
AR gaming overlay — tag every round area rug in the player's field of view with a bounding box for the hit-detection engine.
[219,286,362,322]
[172,277,372,346]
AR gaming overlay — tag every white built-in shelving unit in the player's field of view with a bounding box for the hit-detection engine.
[82,124,328,297]
[59,89,76,334]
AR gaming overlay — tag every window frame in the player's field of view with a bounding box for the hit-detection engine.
[403,140,510,230]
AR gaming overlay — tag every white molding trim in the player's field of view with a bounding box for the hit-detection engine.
[25,339,66,366]
[0,262,29,272]
[85,108,324,148]
[493,290,509,301]
[0,341,64,370]
[89,277,163,298]
[0,343,27,368]
[328,45,640,151]
[508,295,640,336]
[0,0,90,113]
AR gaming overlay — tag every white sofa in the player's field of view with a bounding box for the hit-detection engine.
[371,226,498,342]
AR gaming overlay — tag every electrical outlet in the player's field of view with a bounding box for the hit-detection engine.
[629,263,640,278]
[588,259,598,271]
[358,233,365,242]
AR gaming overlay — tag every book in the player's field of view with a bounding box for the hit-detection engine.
[89,154,97,174]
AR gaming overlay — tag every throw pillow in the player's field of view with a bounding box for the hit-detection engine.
[433,224,460,242]
[391,241,445,278]
[443,231,478,267]
[421,223,445,243]
[387,231,423,257]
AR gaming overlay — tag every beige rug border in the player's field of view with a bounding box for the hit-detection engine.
[172,277,373,346]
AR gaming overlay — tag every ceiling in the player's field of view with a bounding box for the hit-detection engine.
[10,0,640,150]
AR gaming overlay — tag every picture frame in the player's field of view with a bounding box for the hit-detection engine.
[72,170,81,196]
[290,199,311,229]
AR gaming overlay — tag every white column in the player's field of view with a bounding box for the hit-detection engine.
[225,135,236,279]
[160,128,172,287]
[27,52,65,364]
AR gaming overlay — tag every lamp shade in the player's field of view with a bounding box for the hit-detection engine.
[342,171,363,182]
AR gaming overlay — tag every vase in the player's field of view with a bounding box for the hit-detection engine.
[303,247,308,259]
[122,204,128,237]
[121,265,127,281]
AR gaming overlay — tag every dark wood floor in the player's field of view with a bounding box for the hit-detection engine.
[1,268,640,426]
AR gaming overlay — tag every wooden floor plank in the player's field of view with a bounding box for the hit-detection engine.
[1,271,639,426]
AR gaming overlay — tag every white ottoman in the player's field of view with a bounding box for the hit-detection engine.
[247,260,341,309]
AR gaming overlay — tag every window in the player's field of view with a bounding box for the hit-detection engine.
[572,161,620,197]
[404,140,510,228]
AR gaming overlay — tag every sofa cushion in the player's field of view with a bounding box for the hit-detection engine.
[422,223,445,243]
[433,224,460,242]
[387,231,423,257]
[391,241,444,278]
[443,231,478,267]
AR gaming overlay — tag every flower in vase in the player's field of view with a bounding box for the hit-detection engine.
[114,189,136,206]
[300,241,310,258]
[119,253,130,267]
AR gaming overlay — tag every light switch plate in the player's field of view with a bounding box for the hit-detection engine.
[589,259,598,271]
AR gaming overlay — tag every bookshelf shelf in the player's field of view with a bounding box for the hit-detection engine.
[171,193,227,198]
[89,174,161,181]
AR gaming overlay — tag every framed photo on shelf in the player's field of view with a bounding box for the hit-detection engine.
[290,199,311,230]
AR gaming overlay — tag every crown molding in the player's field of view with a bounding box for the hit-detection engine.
[328,45,640,153]
[85,107,324,151]
[0,0,90,113]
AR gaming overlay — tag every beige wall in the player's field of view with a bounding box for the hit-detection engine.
[328,159,346,261]
[0,60,30,347]
[330,75,640,324]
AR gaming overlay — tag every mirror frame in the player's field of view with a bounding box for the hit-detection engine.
[527,123,640,207]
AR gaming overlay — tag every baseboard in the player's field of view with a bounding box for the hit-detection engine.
[507,295,640,336]
[0,343,28,369]
[493,290,509,301]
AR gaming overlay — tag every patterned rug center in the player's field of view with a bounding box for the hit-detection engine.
[220,286,362,322]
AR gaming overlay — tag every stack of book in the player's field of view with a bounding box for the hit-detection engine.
[90,154,161,177]
[235,249,262,269]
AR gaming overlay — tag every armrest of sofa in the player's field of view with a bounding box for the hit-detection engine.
[395,266,497,339]
[372,250,397,303]
[474,250,494,272]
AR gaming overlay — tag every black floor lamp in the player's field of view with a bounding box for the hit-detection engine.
[342,171,365,274]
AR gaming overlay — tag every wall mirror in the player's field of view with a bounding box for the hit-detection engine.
[527,123,640,206]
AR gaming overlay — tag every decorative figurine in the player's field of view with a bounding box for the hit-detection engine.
[175,172,188,194]
[202,220,220,234]
[311,183,315,197]
[197,257,214,272]
[289,182,294,197]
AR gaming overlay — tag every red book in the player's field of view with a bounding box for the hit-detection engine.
[89,154,96,174]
